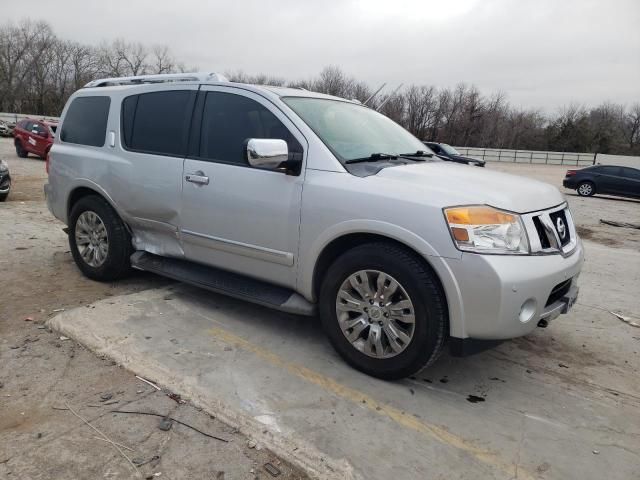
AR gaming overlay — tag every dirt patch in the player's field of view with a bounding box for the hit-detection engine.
[575,225,623,247]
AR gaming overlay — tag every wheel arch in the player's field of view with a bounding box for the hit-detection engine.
[66,182,126,228]
[308,230,464,337]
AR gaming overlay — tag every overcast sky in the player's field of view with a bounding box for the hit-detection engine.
[3,0,639,111]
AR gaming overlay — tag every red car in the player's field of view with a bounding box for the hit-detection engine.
[14,118,58,159]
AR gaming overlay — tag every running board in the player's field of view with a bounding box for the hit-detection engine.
[130,251,316,316]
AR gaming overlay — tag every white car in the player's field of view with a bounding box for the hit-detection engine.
[45,73,583,379]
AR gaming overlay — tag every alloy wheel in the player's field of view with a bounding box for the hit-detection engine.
[75,211,109,267]
[336,270,416,359]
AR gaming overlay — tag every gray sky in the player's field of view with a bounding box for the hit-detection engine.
[4,0,639,111]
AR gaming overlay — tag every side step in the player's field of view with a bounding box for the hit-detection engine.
[130,251,316,316]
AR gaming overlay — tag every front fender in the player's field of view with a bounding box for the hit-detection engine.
[297,220,465,337]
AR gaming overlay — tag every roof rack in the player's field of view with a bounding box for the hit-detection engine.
[84,72,229,88]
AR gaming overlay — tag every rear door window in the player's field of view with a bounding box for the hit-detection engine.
[121,90,195,157]
[61,96,111,147]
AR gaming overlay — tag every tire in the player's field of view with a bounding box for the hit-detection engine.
[319,242,448,380]
[577,181,595,197]
[15,141,28,158]
[68,195,133,281]
[0,192,7,202]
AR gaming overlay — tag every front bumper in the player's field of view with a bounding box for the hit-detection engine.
[0,172,11,193]
[444,239,584,340]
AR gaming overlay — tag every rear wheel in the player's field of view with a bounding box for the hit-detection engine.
[15,141,28,158]
[577,181,595,197]
[319,242,447,379]
[68,195,133,281]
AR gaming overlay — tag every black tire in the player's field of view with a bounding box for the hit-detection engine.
[0,192,7,202]
[319,242,448,380]
[577,181,595,197]
[15,141,28,158]
[68,195,133,281]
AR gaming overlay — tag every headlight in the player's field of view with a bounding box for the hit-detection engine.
[0,161,7,173]
[444,205,530,254]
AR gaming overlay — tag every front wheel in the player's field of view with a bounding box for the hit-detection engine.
[68,195,133,281]
[319,242,448,379]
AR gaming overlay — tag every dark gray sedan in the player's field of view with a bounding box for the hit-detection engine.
[563,165,640,199]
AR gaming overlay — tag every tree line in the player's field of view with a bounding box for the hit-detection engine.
[2,19,639,155]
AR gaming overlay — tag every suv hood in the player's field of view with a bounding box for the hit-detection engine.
[374,161,564,213]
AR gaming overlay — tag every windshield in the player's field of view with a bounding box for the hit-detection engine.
[440,144,460,155]
[282,97,429,162]
[440,143,462,155]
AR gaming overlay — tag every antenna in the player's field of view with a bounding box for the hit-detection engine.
[376,84,404,111]
[363,83,386,106]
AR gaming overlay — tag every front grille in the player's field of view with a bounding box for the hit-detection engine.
[546,279,572,307]
[532,216,551,249]
[530,207,573,252]
[549,209,571,246]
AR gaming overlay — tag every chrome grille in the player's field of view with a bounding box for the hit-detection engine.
[523,203,577,256]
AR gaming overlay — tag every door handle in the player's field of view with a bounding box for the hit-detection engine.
[185,172,210,185]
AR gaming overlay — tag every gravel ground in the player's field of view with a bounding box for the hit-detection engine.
[0,137,309,480]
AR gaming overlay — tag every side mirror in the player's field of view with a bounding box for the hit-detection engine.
[246,138,289,170]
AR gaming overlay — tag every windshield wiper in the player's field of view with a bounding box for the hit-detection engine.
[345,153,398,164]
[399,150,434,160]
[345,151,433,165]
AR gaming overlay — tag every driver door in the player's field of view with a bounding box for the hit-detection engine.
[180,86,307,288]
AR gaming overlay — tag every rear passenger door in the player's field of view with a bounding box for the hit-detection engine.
[117,86,198,256]
[180,86,306,288]
[620,167,640,197]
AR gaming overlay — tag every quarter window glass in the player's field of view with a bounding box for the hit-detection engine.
[123,90,194,157]
[61,96,110,147]
[199,92,299,165]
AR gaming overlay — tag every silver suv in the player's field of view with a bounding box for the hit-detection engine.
[45,72,583,379]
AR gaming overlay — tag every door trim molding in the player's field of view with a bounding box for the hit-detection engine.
[180,229,294,267]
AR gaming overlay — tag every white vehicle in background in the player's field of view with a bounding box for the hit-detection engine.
[45,73,583,379]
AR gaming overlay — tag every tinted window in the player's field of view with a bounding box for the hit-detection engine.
[122,90,195,157]
[61,96,110,146]
[622,167,640,180]
[597,166,622,175]
[198,92,300,165]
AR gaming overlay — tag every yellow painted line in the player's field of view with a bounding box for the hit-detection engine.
[208,326,533,480]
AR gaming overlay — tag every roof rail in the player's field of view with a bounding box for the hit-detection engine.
[84,72,229,88]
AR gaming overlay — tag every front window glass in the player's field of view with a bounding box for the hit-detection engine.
[198,92,300,165]
[282,97,427,162]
